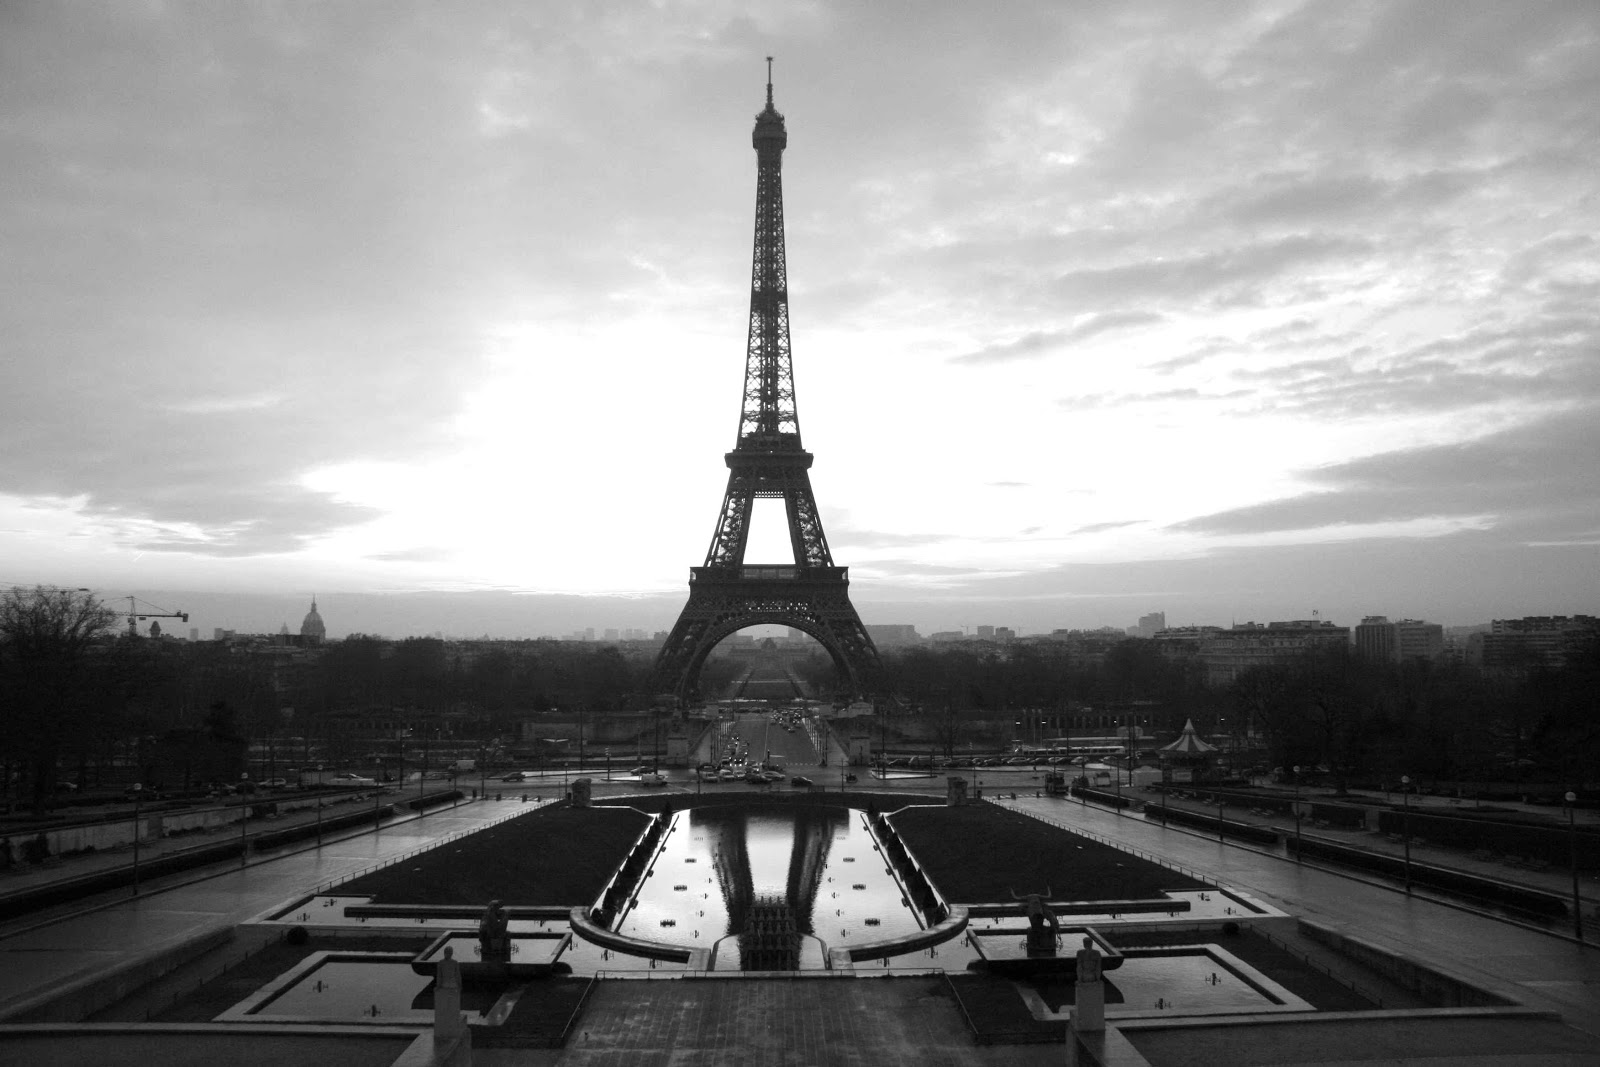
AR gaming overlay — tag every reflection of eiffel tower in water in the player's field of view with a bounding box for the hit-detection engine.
[741,895,801,971]
[696,806,843,970]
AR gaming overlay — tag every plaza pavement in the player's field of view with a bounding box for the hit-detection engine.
[2,774,1597,1060]
[0,796,526,1022]
[991,793,1600,1039]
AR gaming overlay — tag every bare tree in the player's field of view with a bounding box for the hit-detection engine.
[0,586,118,810]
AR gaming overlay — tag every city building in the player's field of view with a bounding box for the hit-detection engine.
[1154,620,1351,686]
[1128,611,1167,638]
[865,624,923,647]
[1354,616,1443,663]
[1469,615,1600,671]
[299,596,326,646]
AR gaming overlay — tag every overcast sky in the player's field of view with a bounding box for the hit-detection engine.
[2,1,1597,638]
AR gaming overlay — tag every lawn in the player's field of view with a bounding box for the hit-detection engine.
[891,805,1210,903]
[337,805,650,906]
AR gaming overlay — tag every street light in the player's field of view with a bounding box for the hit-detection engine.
[1293,766,1303,862]
[1400,775,1413,895]
[131,783,142,895]
[1566,791,1583,941]
[1286,764,1299,863]
[239,772,250,867]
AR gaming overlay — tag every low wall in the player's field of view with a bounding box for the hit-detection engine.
[874,810,952,926]
[566,906,709,967]
[1376,809,1600,869]
[1285,833,1568,918]
[1069,785,1134,810]
[1,925,235,1022]
[1143,805,1280,844]
[1298,920,1516,1008]
[0,790,383,863]
[0,804,400,921]
[831,905,969,966]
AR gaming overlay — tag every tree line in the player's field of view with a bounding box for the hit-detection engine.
[5,586,1595,809]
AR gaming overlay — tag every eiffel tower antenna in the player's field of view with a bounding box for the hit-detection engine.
[653,69,879,706]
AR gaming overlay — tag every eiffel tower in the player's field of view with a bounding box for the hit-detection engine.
[654,63,879,705]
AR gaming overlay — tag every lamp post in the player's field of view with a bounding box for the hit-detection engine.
[1293,766,1303,863]
[315,768,323,847]
[131,784,142,895]
[1566,791,1583,941]
[239,772,250,867]
[1401,775,1413,895]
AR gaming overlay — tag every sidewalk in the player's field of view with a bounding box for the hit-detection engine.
[995,794,1600,1039]
[0,788,400,908]
[1137,787,1600,914]
[0,796,523,1022]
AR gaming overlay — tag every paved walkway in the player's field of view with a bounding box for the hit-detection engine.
[994,795,1600,1039]
[0,797,522,1021]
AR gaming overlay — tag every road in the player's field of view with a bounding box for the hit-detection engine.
[729,712,821,770]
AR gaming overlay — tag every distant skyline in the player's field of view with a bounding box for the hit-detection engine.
[3,3,1597,637]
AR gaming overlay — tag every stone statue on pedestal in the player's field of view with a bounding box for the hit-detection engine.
[477,899,510,963]
[1010,886,1059,957]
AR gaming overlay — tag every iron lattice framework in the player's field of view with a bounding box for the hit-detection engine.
[654,65,879,704]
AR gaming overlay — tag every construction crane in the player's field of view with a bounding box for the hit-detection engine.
[120,595,188,638]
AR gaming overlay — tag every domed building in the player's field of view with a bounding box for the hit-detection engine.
[299,596,326,645]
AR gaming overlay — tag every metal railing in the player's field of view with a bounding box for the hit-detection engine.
[997,802,1214,885]
[309,802,532,897]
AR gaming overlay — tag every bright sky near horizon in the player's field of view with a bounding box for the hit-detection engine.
[2,1,1597,637]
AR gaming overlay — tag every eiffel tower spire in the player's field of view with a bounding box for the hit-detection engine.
[701,59,834,573]
[654,66,879,705]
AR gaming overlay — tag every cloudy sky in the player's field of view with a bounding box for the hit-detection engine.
[3,1,1597,638]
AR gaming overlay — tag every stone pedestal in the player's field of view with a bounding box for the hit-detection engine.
[432,947,472,1066]
[1074,938,1105,1033]
[946,777,968,805]
[666,727,689,767]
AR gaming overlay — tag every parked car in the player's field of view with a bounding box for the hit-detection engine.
[330,772,377,787]
[791,776,813,788]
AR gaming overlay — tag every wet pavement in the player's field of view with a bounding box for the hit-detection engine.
[993,794,1600,1038]
[0,797,524,1021]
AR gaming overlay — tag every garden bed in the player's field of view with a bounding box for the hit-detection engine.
[891,805,1210,903]
[336,805,649,906]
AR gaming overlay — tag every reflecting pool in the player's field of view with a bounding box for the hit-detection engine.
[610,806,925,970]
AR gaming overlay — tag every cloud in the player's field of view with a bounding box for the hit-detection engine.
[1173,406,1600,539]
[951,311,1165,365]
[366,547,456,564]
[1071,520,1145,535]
